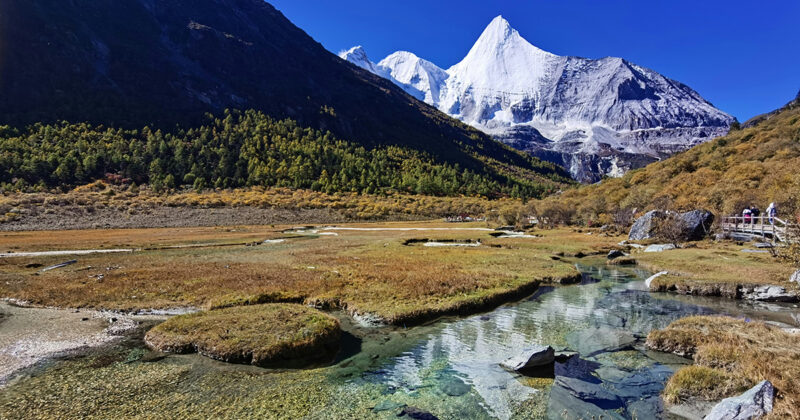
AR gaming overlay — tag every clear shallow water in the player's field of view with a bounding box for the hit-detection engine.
[324,260,800,419]
[3,259,799,419]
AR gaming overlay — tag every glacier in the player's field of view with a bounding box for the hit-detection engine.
[340,16,733,183]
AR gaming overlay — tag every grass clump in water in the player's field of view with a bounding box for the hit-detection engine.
[647,315,800,418]
[144,303,341,368]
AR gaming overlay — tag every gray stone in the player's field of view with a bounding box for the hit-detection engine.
[500,345,555,372]
[546,382,625,420]
[741,285,798,302]
[601,365,673,400]
[554,376,624,408]
[753,242,774,249]
[790,270,800,283]
[629,210,666,241]
[565,328,636,357]
[704,380,774,420]
[644,244,676,253]
[629,209,714,242]
[399,406,440,420]
[607,249,625,260]
[681,210,715,241]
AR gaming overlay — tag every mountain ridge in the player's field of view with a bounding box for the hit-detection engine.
[0,0,571,194]
[341,15,734,182]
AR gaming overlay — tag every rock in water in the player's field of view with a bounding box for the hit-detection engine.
[500,345,555,372]
[553,376,624,409]
[565,328,636,357]
[644,244,676,253]
[704,380,774,420]
[399,406,440,420]
[546,382,626,420]
[607,250,625,260]
[741,285,799,302]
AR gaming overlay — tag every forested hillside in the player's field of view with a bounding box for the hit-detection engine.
[0,0,569,186]
[539,93,800,224]
[0,110,569,198]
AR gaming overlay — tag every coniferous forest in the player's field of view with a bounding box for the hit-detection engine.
[0,110,568,198]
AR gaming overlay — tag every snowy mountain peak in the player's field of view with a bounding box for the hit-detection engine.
[339,46,379,73]
[447,16,559,102]
[378,51,448,106]
[465,16,557,61]
[346,16,733,182]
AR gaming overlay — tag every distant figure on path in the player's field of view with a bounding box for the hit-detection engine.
[751,205,760,224]
[743,207,752,224]
[767,202,777,224]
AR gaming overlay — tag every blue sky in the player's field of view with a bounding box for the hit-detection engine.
[270,0,799,121]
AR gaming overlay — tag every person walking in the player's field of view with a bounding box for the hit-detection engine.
[751,205,761,225]
[743,206,752,225]
[767,202,777,225]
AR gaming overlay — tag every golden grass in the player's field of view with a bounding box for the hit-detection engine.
[0,223,621,325]
[647,315,800,418]
[534,101,800,225]
[0,183,528,225]
[144,303,341,367]
[634,241,797,296]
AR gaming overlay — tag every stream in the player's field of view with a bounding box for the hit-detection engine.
[1,259,798,419]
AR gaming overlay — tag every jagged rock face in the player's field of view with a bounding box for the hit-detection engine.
[342,16,734,182]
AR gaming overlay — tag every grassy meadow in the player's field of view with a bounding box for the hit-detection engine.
[0,222,622,325]
[648,316,800,419]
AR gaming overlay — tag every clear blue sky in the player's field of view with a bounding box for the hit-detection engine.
[269,0,799,121]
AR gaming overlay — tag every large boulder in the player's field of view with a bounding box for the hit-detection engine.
[500,345,555,372]
[704,380,774,420]
[628,210,666,241]
[681,210,715,241]
[628,209,714,242]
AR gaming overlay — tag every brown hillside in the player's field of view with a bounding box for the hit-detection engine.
[542,95,800,225]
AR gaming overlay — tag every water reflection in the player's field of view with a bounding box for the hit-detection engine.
[343,260,799,419]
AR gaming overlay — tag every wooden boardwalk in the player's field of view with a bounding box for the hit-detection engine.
[721,216,798,243]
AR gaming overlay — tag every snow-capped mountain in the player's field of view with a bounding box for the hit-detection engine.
[340,16,734,182]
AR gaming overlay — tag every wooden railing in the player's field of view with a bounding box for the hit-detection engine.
[721,216,798,243]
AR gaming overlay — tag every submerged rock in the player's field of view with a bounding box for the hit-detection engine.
[500,345,555,372]
[741,285,798,302]
[554,376,623,409]
[644,244,676,253]
[399,406,440,420]
[704,380,774,420]
[438,376,470,397]
[607,250,625,260]
[546,382,625,420]
[566,328,636,357]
